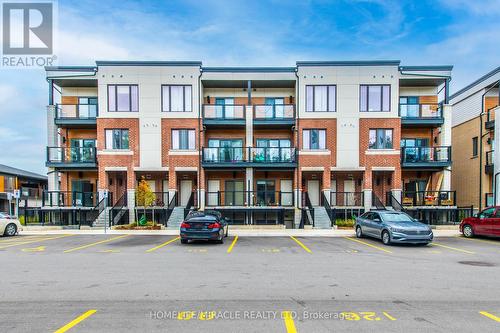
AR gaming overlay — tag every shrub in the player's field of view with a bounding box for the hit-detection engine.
[335,218,355,228]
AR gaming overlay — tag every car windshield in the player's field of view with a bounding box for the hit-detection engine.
[380,212,414,223]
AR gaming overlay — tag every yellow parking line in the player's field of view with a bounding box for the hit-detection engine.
[431,242,475,254]
[343,237,392,254]
[290,236,312,253]
[145,236,180,253]
[0,234,73,249]
[54,309,97,333]
[282,311,297,333]
[0,235,42,243]
[479,311,500,322]
[227,235,238,253]
[63,235,129,253]
[382,312,397,321]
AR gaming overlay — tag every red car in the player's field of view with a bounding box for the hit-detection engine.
[460,206,500,238]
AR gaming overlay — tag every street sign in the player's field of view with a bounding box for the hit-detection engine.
[13,190,20,199]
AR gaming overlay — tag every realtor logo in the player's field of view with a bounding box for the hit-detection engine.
[2,2,53,54]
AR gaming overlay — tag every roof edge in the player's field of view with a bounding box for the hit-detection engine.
[296,60,401,67]
[399,65,453,71]
[96,61,202,67]
[202,67,296,73]
[45,66,96,72]
[450,66,500,100]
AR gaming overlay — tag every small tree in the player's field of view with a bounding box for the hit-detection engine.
[136,177,156,226]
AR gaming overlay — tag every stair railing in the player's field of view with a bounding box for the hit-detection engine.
[90,197,107,227]
[109,192,127,226]
[385,192,404,212]
[322,192,335,227]
[165,193,177,226]
[184,191,195,218]
[301,192,315,227]
[371,192,386,210]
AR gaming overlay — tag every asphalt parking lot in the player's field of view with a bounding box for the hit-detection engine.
[1,233,500,332]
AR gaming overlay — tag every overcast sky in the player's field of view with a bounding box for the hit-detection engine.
[0,0,499,175]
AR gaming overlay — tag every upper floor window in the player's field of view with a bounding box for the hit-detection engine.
[172,129,195,150]
[472,136,478,157]
[360,85,390,112]
[369,129,393,149]
[306,85,336,112]
[78,97,98,117]
[303,129,326,150]
[162,85,192,112]
[108,85,138,112]
[105,129,129,149]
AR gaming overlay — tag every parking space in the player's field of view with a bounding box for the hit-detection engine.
[2,233,500,332]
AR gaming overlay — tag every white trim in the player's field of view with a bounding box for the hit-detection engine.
[175,166,198,171]
[104,166,127,171]
[299,150,331,155]
[372,166,396,171]
[301,166,324,171]
[133,167,169,171]
[168,150,199,156]
[330,166,366,171]
[365,149,399,155]
[98,150,133,156]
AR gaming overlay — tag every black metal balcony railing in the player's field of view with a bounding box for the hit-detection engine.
[329,192,364,207]
[401,191,456,206]
[46,147,97,164]
[135,192,170,207]
[42,191,110,207]
[401,146,451,165]
[486,107,495,130]
[399,103,441,119]
[202,104,245,120]
[202,147,297,165]
[485,150,494,174]
[56,104,98,120]
[253,104,295,120]
[20,187,41,198]
[485,193,494,207]
[205,191,294,207]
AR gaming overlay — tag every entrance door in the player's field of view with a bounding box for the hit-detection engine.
[180,180,192,206]
[146,180,156,192]
[330,180,337,205]
[71,180,93,207]
[307,180,320,206]
[343,180,355,206]
[162,180,169,205]
[280,179,293,206]
[207,180,220,206]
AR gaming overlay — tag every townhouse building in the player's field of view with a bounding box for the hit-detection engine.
[42,60,456,228]
[450,67,500,210]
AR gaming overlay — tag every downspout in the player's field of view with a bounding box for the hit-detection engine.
[197,67,203,209]
[294,68,300,208]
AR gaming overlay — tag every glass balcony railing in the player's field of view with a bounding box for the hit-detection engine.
[202,104,245,120]
[253,104,295,120]
[401,191,456,206]
[46,147,97,165]
[400,103,442,120]
[401,146,451,165]
[202,147,297,165]
[205,190,294,207]
[56,104,98,120]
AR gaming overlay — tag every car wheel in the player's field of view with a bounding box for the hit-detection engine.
[180,239,188,244]
[4,223,17,237]
[463,224,474,238]
[355,226,363,238]
[381,230,391,245]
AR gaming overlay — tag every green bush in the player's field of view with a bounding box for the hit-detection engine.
[335,218,355,227]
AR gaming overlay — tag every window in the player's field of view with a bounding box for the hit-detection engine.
[369,129,393,149]
[162,85,192,112]
[172,129,195,150]
[399,96,419,118]
[306,85,336,112]
[472,137,478,157]
[303,129,326,150]
[360,85,390,112]
[78,97,98,117]
[108,85,138,112]
[105,129,129,149]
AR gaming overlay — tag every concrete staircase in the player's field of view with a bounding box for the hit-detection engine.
[92,207,111,228]
[313,206,332,229]
[167,207,185,229]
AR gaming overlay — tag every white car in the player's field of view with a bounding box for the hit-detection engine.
[0,212,21,236]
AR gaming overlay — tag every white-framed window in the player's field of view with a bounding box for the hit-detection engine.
[162,85,192,112]
[360,85,390,112]
[108,85,138,112]
[303,129,326,150]
[369,129,393,149]
[172,129,195,150]
[306,85,336,112]
[105,129,130,149]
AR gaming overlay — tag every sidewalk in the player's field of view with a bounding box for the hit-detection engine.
[20,226,461,237]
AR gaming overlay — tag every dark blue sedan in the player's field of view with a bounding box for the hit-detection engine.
[180,211,229,244]
[355,210,433,245]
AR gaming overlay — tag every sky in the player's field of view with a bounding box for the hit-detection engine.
[0,0,499,175]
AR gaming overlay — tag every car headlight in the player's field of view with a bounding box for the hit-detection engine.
[390,227,405,233]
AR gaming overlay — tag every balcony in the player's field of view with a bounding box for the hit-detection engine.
[42,191,105,207]
[400,191,456,207]
[202,104,246,127]
[329,192,364,207]
[54,104,98,127]
[485,150,494,174]
[202,147,297,168]
[485,107,495,130]
[399,103,443,127]
[253,104,295,127]
[205,190,294,207]
[401,146,451,169]
[46,147,97,169]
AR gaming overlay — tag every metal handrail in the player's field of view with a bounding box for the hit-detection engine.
[401,146,451,163]
[42,190,100,207]
[202,104,245,119]
[205,191,294,207]
[371,193,386,210]
[385,192,405,212]
[322,192,335,226]
[399,103,441,118]
[202,147,297,164]
[109,192,127,226]
[46,146,97,164]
